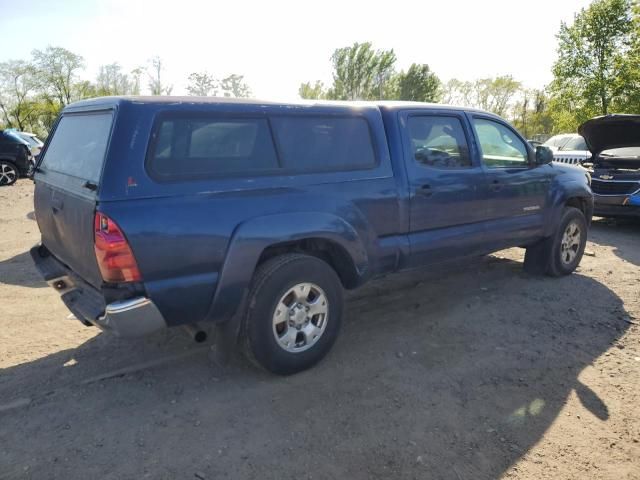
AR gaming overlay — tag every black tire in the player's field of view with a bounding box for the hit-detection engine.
[243,253,344,375]
[524,206,587,277]
[0,161,18,186]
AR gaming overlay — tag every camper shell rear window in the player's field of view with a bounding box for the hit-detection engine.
[40,111,114,182]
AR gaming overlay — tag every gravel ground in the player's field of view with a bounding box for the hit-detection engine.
[1,179,639,480]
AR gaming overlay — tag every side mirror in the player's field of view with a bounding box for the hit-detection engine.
[535,145,554,165]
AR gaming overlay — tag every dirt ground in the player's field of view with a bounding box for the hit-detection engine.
[0,179,639,480]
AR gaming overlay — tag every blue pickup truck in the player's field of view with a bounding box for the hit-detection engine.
[31,97,593,374]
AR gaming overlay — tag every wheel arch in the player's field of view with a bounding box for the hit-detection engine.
[205,212,369,324]
[565,195,593,225]
[257,237,361,289]
[545,179,594,235]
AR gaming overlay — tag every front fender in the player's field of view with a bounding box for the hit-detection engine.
[205,212,368,323]
[544,177,593,237]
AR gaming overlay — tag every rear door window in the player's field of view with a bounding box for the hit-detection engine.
[271,116,376,172]
[40,112,113,182]
[148,117,279,179]
[407,116,471,168]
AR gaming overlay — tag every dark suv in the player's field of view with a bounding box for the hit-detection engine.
[0,130,33,185]
[31,97,593,374]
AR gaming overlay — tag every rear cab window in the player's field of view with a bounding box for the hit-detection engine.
[270,116,376,172]
[40,112,114,183]
[146,113,377,181]
[407,115,471,169]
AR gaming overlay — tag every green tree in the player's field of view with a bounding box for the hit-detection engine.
[220,74,251,98]
[147,56,173,95]
[32,46,85,107]
[615,1,640,112]
[474,76,521,117]
[395,63,441,102]
[96,63,141,96]
[512,89,554,138]
[551,0,633,119]
[0,60,38,130]
[441,76,521,116]
[298,80,327,99]
[299,43,445,102]
[441,78,474,106]
[328,42,397,100]
[187,71,218,96]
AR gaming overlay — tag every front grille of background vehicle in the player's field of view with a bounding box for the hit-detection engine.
[553,156,583,165]
[591,179,640,195]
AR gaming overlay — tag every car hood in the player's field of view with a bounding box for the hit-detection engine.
[594,153,640,170]
[578,115,640,155]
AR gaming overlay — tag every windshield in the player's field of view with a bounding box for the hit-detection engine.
[544,135,571,148]
[559,136,587,151]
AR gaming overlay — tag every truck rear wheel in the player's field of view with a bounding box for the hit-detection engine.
[243,253,344,375]
[524,206,587,277]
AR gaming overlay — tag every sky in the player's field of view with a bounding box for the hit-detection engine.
[1,0,593,100]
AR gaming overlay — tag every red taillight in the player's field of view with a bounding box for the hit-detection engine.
[94,212,142,282]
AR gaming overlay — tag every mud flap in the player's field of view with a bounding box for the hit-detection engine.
[523,237,552,275]
[210,290,248,366]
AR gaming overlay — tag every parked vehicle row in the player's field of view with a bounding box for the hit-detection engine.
[30,96,593,375]
[543,133,591,165]
[0,130,35,186]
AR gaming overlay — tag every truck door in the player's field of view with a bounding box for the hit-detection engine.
[401,111,489,265]
[469,115,551,244]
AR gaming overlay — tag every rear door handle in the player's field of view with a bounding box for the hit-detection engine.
[416,184,433,197]
[490,179,502,192]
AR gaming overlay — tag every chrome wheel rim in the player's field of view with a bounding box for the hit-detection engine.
[560,221,581,265]
[0,163,17,185]
[272,282,329,353]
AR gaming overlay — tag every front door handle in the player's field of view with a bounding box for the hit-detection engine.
[490,179,502,192]
[416,184,433,197]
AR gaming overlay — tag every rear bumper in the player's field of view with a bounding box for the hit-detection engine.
[98,297,167,337]
[30,244,167,337]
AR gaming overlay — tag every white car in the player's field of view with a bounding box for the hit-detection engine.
[543,134,573,152]
[545,134,591,165]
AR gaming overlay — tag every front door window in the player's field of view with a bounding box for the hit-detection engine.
[472,118,529,168]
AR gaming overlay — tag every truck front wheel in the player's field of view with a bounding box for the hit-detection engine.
[243,253,344,375]
[524,206,587,277]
